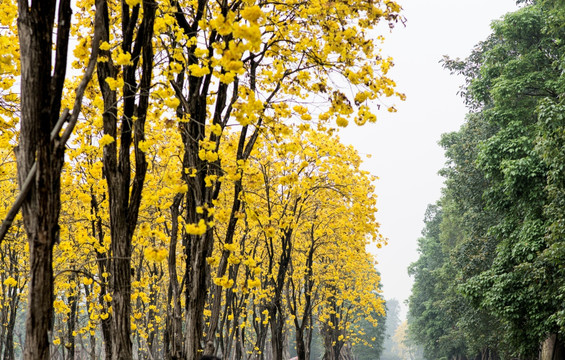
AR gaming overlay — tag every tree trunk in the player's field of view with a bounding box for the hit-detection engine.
[2,284,18,360]
[269,310,286,360]
[89,328,97,360]
[66,282,78,360]
[268,229,294,360]
[235,327,243,360]
[305,316,313,360]
[185,230,214,360]
[321,303,343,360]
[291,239,315,360]
[109,227,133,360]
[540,334,565,360]
[16,1,71,359]
[295,328,306,360]
[166,195,184,360]
[95,0,156,358]
[181,87,214,360]
[90,190,113,360]
[251,316,269,360]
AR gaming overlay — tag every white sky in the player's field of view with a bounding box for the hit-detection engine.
[340,0,519,318]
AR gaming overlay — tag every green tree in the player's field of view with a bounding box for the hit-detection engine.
[458,6,563,356]
[408,205,468,360]
[535,0,565,349]
[410,3,565,359]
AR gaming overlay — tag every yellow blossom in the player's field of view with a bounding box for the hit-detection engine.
[206,256,219,266]
[164,97,180,109]
[99,41,111,51]
[3,277,17,287]
[104,77,123,91]
[138,140,149,153]
[241,6,263,23]
[224,242,238,252]
[185,219,207,235]
[115,52,133,66]
[125,0,141,6]
[336,116,349,127]
[188,64,211,77]
[99,134,115,147]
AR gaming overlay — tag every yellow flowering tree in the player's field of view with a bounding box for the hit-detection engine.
[229,125,385,360]
[0,0,402,358]
[283,135,384,360]
[317,249,384,360]
[155,0,403,358]
[89,0,157,358]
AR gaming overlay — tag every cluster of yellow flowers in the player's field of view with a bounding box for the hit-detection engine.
[0,0,401,351]
[144,247,168,263]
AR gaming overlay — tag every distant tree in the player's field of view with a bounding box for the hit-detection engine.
[381,299,402,360]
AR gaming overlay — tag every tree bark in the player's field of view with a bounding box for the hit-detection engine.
[321,296,344,360]
[179,63,215,360]
[290,234,315,360]
[15,0,101,357]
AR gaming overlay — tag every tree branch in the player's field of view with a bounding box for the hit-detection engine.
[0,0,103,245]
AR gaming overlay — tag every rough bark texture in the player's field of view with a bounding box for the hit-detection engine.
[177,36,216,360]
[16,1,70,359]
[185,230,213,360]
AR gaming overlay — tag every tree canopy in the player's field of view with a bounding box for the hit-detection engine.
[408,2,565,359]
[0,0,402,359]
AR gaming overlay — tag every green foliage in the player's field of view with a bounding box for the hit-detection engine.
[409,2,565,358]
[408,206,467,359]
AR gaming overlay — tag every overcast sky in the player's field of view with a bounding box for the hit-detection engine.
[340,0,519,318]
